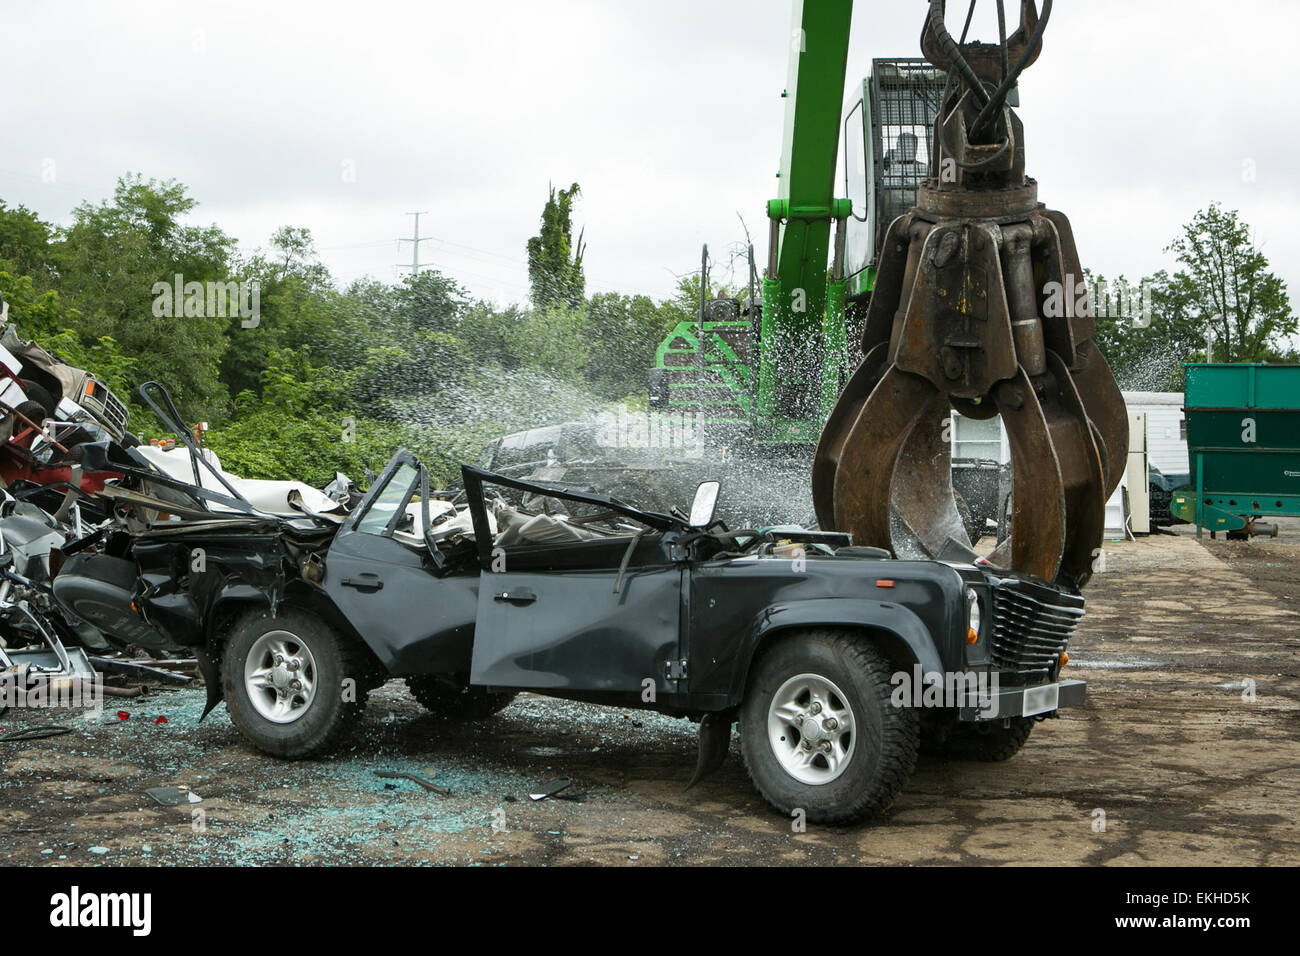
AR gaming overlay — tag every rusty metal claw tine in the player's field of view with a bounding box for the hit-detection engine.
[812,343,889,531]
[830,366,937,550]
[1045,351,1108,588]
[1066,341,1129,499]
[862,214,922,354]
[890,395,970,557]
[993,370,1067,583]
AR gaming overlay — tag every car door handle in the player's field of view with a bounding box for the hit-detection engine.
[342,573,384,592]
[494,588,537,605]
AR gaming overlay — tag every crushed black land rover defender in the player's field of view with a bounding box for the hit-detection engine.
[53,423,1087,824]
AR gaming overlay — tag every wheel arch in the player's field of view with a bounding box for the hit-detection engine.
[18,366,65,411]
[199,581,386,718]
[730,599,945,707]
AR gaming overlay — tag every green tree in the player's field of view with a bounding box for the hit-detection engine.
[504,305,590,379]
[350,330,470,419]
[457,300,526,370]
[224,226,344,399]
[0,201,54,278]
[1163,203,1296,364]
[1090,270,1208,392]
[0,272,79,340]
[263,226,332,287]
[526,182,586,310]
[1090,207,1297,389]
[393,268,469,335]
[51,174,236,420]
[583,291,677,400]
[0,271,156,429]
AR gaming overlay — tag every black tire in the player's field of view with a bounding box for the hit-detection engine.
[222,607,370,758]
[406,675,517,720]
[13,400,49,426]
[18,379,56,418]
[739,629,919,825]
[918,710,959,754]
[944,717,1034,761]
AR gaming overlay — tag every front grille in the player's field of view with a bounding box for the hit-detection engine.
[82,378,129,436]
[990,578,1085,684]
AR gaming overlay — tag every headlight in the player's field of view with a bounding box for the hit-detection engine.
[965,587,981,644]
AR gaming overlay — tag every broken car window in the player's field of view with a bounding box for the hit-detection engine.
[356,463,420,537]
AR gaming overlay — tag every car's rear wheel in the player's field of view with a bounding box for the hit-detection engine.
[18,379,56,419]
[222,607,369,758]
[739,629,919,825]
[406,675,517,720]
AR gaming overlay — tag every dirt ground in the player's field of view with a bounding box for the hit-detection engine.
[2,522,1297,867]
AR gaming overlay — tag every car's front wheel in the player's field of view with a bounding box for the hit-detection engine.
[739,629,919,825]
[222,607,369,758]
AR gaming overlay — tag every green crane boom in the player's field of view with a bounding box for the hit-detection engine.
[650,3,951,457]
[650,0,863,447]
[758,0,855,444]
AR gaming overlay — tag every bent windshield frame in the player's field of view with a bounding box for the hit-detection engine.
[460,464,681,569]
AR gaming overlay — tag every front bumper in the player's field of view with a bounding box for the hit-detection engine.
[959,678,1086,721]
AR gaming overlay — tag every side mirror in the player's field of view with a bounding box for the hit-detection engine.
[688,480,720,528]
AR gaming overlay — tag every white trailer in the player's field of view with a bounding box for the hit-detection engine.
[951,391,1189,539]
[1121,391,1188,475]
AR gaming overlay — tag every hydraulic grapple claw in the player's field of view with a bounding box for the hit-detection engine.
[813,0,1126,589]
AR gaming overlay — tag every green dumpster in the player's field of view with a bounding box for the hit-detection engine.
[1172,363,1300,537]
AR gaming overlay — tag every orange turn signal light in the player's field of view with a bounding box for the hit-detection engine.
[1059,652,1069,668]
[876,579,895,588]
[966,627,978,645]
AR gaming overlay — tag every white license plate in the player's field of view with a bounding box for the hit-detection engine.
[1022,683,1060,717]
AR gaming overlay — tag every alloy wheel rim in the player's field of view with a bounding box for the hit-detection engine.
[244,630,318,724]
[766,672,856,785]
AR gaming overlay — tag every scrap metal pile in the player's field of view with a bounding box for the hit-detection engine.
[0,298,357,711]
[0,303,152,708]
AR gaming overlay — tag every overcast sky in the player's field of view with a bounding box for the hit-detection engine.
[6,0,1299,313]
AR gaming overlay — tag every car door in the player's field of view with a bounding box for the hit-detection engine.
[324,451,476,675]
[470,553,683,695]
[461,464,685,696]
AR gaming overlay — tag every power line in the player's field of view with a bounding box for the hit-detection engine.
[316,239,396,252]
[325,226,661,296]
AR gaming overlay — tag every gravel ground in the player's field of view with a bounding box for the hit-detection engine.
[1,522,1297,866]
